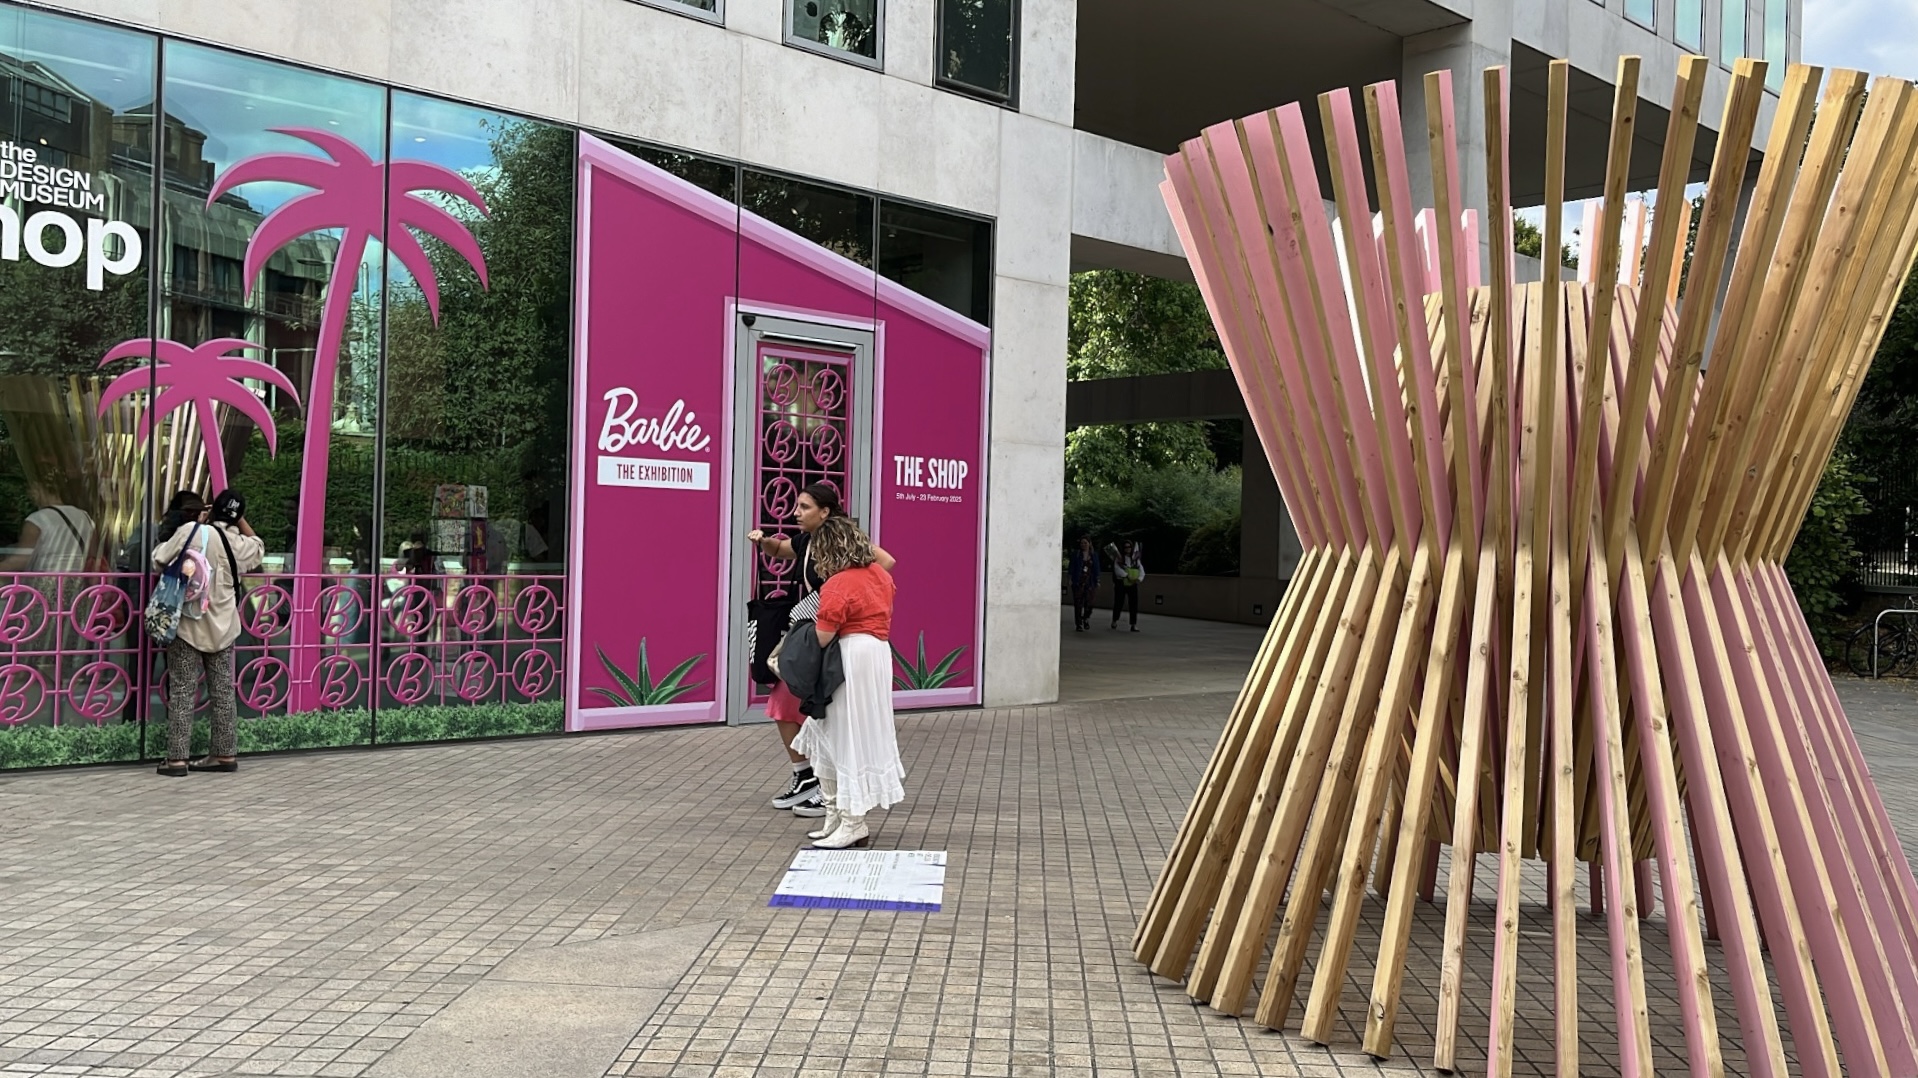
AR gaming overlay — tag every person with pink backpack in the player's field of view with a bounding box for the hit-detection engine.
[151,489,264,777]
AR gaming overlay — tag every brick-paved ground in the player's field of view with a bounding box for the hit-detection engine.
[1,641,1915,1078]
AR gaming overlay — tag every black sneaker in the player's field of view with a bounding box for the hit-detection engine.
[771,773,819,809]
[790,793,828,818]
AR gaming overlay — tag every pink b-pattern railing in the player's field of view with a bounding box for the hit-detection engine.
[0,569,565,740]
[0,573,144,727]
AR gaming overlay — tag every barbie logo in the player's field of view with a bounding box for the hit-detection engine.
[597,387,711,454]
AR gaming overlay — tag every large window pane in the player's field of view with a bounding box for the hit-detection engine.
[878,199,991,324]
[636,0,720,20]
[787,0,881,66]
[1625,0,1654,29]
[1676,0,1702,49]
[160,41,386,746]
[742,169,874,267]
[609,136,739,203]
[1722,0,1748,64]
[1764,0,1785,89]
[937,0,1016,103]
[376,92,571,740]
[0,4,154,766]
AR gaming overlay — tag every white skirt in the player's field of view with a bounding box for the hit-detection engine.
[792,633,905,817]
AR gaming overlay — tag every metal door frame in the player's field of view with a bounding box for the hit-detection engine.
[726,311,876,725]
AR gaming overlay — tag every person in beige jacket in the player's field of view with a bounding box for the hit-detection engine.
[151,489,264,777]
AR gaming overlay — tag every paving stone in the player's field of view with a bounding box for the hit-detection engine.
[2,616,1916,1077]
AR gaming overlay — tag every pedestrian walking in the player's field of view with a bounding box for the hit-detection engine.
[1068,535,1101,631]
[152,489,263,777]
[745,483,894,818]
[792,514,903,849]
[1111,539,1143,632]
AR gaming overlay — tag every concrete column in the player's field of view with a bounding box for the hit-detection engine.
[1399,4,1514,266]
[981,0,1076,707]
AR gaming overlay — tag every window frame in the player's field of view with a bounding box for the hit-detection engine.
[783,0,885,71]
[630,0,724,26]
[933,0,1020,108]
[1623,0,1656,32]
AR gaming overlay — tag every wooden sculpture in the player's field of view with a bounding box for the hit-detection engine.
[1137,54,1918,1077]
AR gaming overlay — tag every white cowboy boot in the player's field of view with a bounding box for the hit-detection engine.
[806,776,843,840]
[810,813,869,849]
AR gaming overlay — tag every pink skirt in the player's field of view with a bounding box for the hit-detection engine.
[766,681,805,724]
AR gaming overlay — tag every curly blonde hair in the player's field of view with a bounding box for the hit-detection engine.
[809,514,877,576]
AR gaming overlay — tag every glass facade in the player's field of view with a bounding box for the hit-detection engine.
[1763,0,1786,90]
[1722,0,1748,64]
[637,0,720,19]
[938,0,1017,104]
[0,0,994,769]
[1676,0,1702,49]
[787,0,881,66]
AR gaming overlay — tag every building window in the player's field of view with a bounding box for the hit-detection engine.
[632,0,722,23]
[18,79,71,121]
[785,0,882,68]
[936,0,1017,105]
[1625,0,1655,29]
[1763,0,1785,89]
[1675,0,1702,49]
[1721,0,1747,64]
[879,199,993,324]
[612,138,740,203]
[743,168,876,266]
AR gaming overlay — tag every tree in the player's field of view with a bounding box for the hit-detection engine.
[1512,212,1577,270]
[1066,269,1229,486]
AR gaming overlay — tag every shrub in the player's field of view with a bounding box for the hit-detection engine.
[1,701,565,770]
[1784,448,1869,659]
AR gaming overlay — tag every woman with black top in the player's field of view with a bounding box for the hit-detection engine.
[745,483,894,818]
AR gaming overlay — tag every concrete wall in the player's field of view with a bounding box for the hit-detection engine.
[25,0,1080,706]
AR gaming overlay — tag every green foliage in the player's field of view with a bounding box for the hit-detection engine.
[591,641,705,707]
[0,721,144,769]
[1066,270,1230,487]
[1511,213,1577,271]
[892,632,966,690]
[381,118,574,556]
[1178,509,1242,576]
[0,701,564,770]
[1784,448,1869,658]
[1067,422,1219,488]
[1063,465,1242,576]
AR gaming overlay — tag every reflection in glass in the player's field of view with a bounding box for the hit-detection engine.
[938,0,1015,103]
[878,200,991,324]
[383,93,571,578]
[612,137,738,203]
[788,0,879,63]
[1676,0,1702,49]
[743,169,873,267]
[1721,0,1747,64]
[0,6,153,564]
[0,4,153,755]
[160,41,386,578]
[1624,0,1654,28]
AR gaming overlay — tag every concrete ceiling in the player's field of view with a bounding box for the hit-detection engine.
[1074,0,1466,156]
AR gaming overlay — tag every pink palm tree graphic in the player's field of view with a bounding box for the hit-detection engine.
[207,127,490,711]
[96,338,301,493]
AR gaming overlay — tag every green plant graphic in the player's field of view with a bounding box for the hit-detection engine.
[892,632,967,691]
[591,640,706,707]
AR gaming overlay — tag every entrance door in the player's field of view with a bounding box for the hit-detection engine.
[728,313,875,724]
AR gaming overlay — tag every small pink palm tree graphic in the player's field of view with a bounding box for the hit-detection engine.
[207,127,490,711]
[95,338,301,492]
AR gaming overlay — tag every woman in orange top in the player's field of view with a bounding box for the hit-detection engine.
[792,514,903,849]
